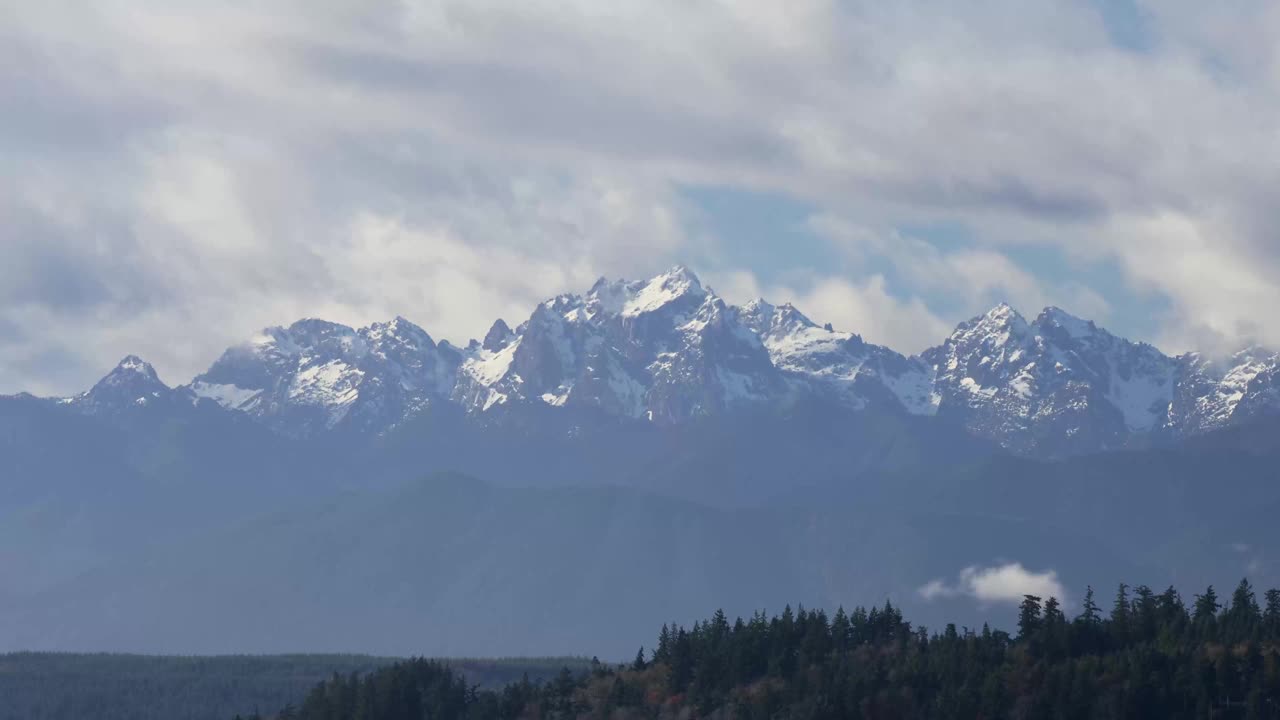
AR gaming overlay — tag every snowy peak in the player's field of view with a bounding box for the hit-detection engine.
[645,292,783,422]
[584,266,708,320]
[953,302,1031,348]
[54,271,1280,455]
[736,298,776,335]
[621,265,705,318]
[363,316,435,351]
[1033,306,1099,342]
[189,316,460,435]
[924,303,1182,454]
[456,269,784,423]
[102,355,165,388]
[737,299,935,415]
[75,355,172,414]
[1171,346,1280,434]
[739,299,820,341]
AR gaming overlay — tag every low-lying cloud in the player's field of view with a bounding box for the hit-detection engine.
[919,562,1067,605]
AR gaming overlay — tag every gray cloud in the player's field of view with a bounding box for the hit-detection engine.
[4,1,1280,392]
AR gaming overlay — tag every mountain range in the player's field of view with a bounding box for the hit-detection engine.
[47,266,1280,458]
[3,266,1279,658]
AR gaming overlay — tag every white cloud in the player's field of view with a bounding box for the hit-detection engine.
[808,214,1115,325]
[705,268,953,354]
[919,562,1067,605]
[6,1,1280,390]
[0,126,699,394]
[917,578,954,602]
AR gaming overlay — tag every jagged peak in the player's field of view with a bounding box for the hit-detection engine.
[1033,306,1101,341]
[250,316,444,355]
[737,296,772,316]
[581,265,709,319]
[656,264,702,286]
[482,319,515,352]
[677,293,739,335]
[621,266,707,317]
[284,317,353,334]
[364,316,434,347]
[114,354,159,378]
[83,354,170,404]
[947,302,1029,343]
[773,302,815,326]
[737,299,777,338]
[984,301,1020,322]
[248,318,355,351]
[982,302,1026,327]
[1033,308,1172,357]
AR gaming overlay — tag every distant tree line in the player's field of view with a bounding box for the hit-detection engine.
[0,653,391,720]
[0,653,580,720]
[247,578,1280,719]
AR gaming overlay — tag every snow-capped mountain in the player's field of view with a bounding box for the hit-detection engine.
[45,267,1280,456]
[738,299,938,415]
[188,316,461,435]
[454,267,788,423]
[922,304,1180,455]
[69,355,176,416]
[1170,347,1280,436]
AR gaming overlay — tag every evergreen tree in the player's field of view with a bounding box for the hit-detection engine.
[265,578,1280,720]
[1227,577,1261,639]
[1263,588,1280,635]
[1080,585,1101,625]
[1110,583,1131,646]
[1017,595,1043,641]
[1194,586,1221,624]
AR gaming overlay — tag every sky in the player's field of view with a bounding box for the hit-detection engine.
[4,0,1280,395]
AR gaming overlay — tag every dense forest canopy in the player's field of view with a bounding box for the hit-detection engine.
[252,578,1280,719]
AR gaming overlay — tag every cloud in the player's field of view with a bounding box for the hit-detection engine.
[1229,542,1264,576]
[6,1,1280,390]
[0,125,699,394]
[807,215,1114,326]
[917,579,954,602]
[704,268,954,354]
[919,562,1067,605]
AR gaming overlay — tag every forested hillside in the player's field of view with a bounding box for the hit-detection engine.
[258,579,1280,719]
[0,654,585,720]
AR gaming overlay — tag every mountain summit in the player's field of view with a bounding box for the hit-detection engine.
[45,268,1280,457]
[72,355,171,415]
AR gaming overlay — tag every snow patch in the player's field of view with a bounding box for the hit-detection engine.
[189,381,261,411]
[1107,368,1173,431]
[959,377,997,398]
[885,366,941,415]
[541,388,571,407]
[465,339,521,386]
[622,268,703,317]
[289,360,363,413]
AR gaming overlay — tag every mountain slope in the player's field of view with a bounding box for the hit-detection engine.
[9,432,1279,659]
